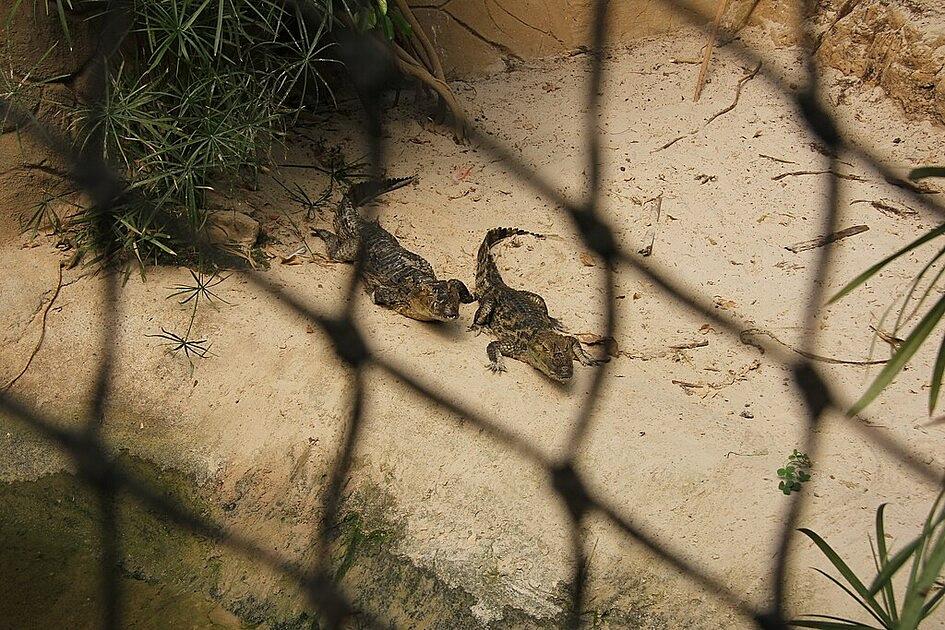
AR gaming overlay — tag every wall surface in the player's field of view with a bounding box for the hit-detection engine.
[408,0,799,76]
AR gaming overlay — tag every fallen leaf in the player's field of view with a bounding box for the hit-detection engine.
[713,296,737,310]
[452,164,474,182]
[579,252,596,267]
[280,245,308,265]
[699,324,715,334]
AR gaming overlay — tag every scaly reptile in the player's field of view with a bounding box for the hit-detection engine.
[313,177,474,321]
[471,227,607,381]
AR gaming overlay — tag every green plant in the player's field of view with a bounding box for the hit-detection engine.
[777,450,812,495]
[792,490,945,629]
[146,270,228,361]
[7,0,457,267]
[831,166,945,416]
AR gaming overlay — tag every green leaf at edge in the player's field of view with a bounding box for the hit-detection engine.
[873,503,898,623]
[830,223,945,305]
[799,529,892,626]
[909,166,945,181]
[848,294,945,417]
[929,332,945,414]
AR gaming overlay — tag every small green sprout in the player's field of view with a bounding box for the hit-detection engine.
[777,450,812,495]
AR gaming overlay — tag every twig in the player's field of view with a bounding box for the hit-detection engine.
[772,169,869,182]
[653,62,760,153]
[672,359,761,394]
[638,195,663,257]
[739,328,887,366]
[868,325,903,350]
[703,61,761,127]
[693,0,732,102]
[850,198,919,218]
[653,134,689,152]
[759,154,798,165]
[3,263,65,391]
[620,338,708,360]
[784,224,869,253]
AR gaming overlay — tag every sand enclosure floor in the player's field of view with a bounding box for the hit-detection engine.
[2,29,945,627]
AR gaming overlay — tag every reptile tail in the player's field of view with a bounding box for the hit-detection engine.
[345,176,416,208]
[476,227,544,294]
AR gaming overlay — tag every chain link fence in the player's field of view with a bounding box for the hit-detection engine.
[1,0,944,628]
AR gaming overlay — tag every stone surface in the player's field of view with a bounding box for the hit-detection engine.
[817,0,945,126]
[206,210,260,249]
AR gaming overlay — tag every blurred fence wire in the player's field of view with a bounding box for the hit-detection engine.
[1,0,944,628]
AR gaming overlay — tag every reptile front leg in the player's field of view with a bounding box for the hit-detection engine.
[571,337,609,366]
[373,285,403,307]
[485,340,509,373]
[469,294,496,334]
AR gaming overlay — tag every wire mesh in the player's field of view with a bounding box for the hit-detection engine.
[1,0,944,628]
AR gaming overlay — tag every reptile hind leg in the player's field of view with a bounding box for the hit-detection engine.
[312,229,359,262]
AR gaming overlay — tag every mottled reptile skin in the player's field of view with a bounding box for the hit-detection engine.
[471,227,607,381]
[313,177,474,321]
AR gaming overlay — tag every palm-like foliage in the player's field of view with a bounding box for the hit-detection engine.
[792,490,945,629]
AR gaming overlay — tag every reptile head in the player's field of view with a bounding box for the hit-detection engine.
[401,279,474,322]
[526,331,575,382]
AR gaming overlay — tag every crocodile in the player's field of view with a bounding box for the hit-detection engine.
[470,227,607,381]
[313,177,474,321]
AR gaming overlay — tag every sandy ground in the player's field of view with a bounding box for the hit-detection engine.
[3,28,945,627]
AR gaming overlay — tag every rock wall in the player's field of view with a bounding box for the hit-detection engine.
[816,0,945,126]
[409,0,800,76]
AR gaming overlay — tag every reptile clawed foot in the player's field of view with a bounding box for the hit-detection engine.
[487,361,506,374]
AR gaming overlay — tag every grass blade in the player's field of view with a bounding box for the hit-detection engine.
[930,333,945,414]
[919,584,945,618]
[873,504,898,623]
[900,523,945,627]
[830,224,945,304]
[800,529,892,626]
[867,535,923,597]
[790,619,879,630]
[848,294,945,416]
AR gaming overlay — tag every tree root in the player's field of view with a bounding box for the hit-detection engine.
[3,263,65,391]
[338,3,468,142]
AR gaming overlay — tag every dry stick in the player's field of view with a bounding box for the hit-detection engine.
[693,0,732,102]
[759,153,798,165]
[638,194,663,257]
[772,169,868,182]
[3,263,65,391]
[703,61,761,127]
[653,62,760,153]
[851,198,919,218]
[739,328,887,366]
[784,224,869,253]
